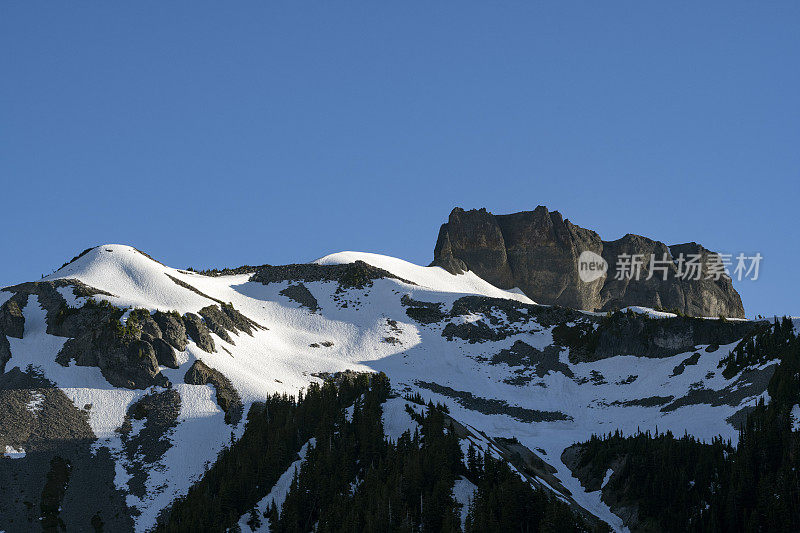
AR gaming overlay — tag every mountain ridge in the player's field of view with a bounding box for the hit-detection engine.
[0,243,787,532]
[432,206,745,318]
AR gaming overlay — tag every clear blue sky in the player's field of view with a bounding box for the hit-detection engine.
[2,2,798,318]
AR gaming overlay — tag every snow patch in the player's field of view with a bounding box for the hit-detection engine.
[601,468,614,488]
[26,392,45,413]
[452,476,477,529]
[56,285,86,308]
[619,306,677,318]
[382,397,425,442]
[3,446,26,459]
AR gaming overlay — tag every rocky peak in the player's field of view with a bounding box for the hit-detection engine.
[432,206,745,318]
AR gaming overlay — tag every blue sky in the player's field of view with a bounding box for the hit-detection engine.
[2,2,798,318]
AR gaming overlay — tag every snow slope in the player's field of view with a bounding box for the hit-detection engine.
[2,244,772,532]
[315,251,535,304]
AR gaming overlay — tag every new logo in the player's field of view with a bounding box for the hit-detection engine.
[578,251,607,283]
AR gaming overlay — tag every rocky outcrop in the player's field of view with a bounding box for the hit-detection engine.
[438,294,756,361]
[432,207,745,318]
[152,311,188,351]
[551,309,758,361]
[0,280,170,389]
[197,303,260,345]
[0,276,263,387]
[118,389,182,497]
[56,306,169,390]
[0,294,26,339]
[151,338,180,369]
[252,261,414,290]
[279,283,319,312]
[183,360,242,424]
[198,306,235,344]
[182,313,216,353]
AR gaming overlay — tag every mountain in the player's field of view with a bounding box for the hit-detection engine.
[432,207,745,318]
[0,243,794,532]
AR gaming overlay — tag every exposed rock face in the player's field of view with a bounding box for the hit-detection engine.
[183,360,242,424]
[182,313,216,353]
[197,303,260,345]
[279,283,319,312]
[152,311,188,351]
[51,301,174,390]
[150,337,180,369]
[0,294,26,339]
[251,261,414,290]
[118,389,182,498]
[0,280,171,389]
[432,207,745,318]
[0,276,262,388]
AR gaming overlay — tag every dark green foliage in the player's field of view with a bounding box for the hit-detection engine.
[246,506,262,530]
[403,391,425,405]
[276,386,584,532]
[336,261,381,290]
[466,452,588,533]
[552,319,600,358]
[163,371,590,532]
[54,297,122,326]
[698,319,800,532]
[574,319,800,532]
[121,308,152,338]
[574,430,733,531]
[718,317,795,378]
[53,297,146,340]
[159,373,376,532]
[41,456,72,531]
[91,512,104,532]
[194,265,263,277]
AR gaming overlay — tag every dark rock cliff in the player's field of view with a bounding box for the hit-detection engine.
[432,207,745,318]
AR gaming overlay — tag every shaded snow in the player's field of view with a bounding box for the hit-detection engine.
[0,291,12,308]
[452,476,477,528]
[382,397,425,442]
[126,384,234,532]
[6,297,144,440]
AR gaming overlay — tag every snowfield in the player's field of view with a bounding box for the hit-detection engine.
[1,244,773,531]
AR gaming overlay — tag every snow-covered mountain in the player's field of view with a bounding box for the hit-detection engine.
[0,245,779,532]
